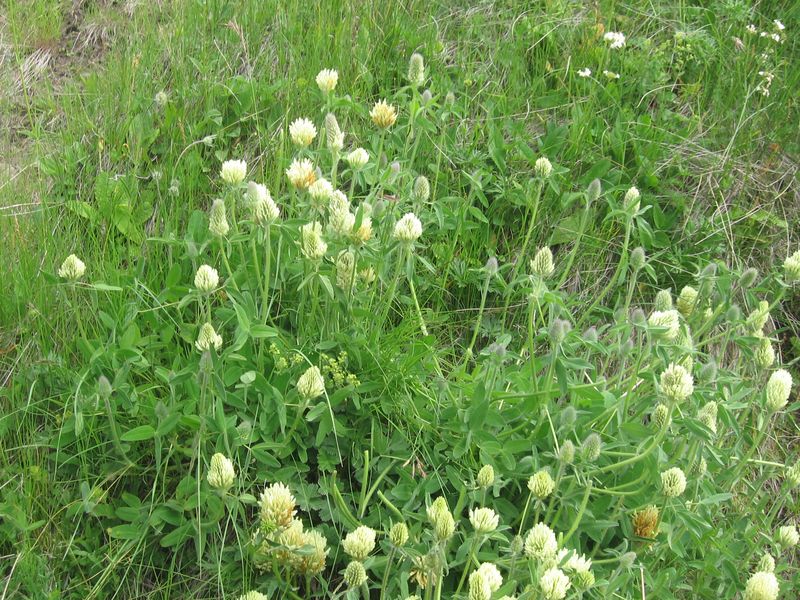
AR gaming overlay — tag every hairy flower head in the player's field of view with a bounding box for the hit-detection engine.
[524,522,558,561]
[469,507,499,533]
[195,265,219,293]
[207,453,235,490]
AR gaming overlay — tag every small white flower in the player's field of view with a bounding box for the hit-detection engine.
[289,117,317,147]
[602,70,620,80]
[316,68,338,93]
[603,31,626,49]
[220,159,247,185]
[746,24,757,34]
[774,20,785,31]
[577,68,592,77]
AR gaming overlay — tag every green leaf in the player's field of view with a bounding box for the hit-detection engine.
[120,425,156,442]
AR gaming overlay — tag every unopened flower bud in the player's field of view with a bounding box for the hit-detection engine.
[630,247,646,271]
[586,178,601,202]
[740,267,759,288]
[654,289,673,311]
[207,453,236,491]
[581,433,602,462]
[784,250,800,283]
[344,561,367,588]
[558,440,575,464]
[408,53,425,87]
[413,175,430,201]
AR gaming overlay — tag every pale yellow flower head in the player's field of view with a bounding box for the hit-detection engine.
[393,212,423,244]
[524,522,557,561]
[661,467,687,497]
[540,567,571,600]
[743,571,779,600]
[371,99,397,129]
[469,507,499,533]
[766,369,793,412]
[660,362,694,403]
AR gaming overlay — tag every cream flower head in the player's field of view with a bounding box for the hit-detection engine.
[286,158,317,189]
[342,525,376,560]
[58,254,86,281]
[346,147,369,169]
[195,265,220,293]
[195,323,223,352]
[393,212,423,244]
[259,482,296,531]
[300,222,328,261]
[648,309,680,341]
[539,567,571,600]
[661,467,687,497]
[469,507,499,533]
[316,68,338,93]
[743,571,779,600]
[535,157,553,178]
[220,159,247,185]
[476,562,502,592]
[660,362,694,403]
[209,198,230,237]
[370,99,397,129]
[528,469,555,499]
[524,522,558,561]
[765,369,792,412]
[289,117,317,147]
[297,365,325,400]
